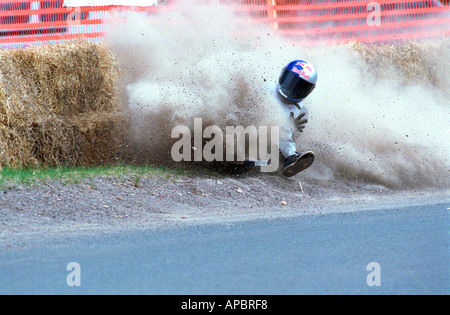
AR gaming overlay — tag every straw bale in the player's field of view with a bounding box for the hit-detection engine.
[0,40,119,124]
[5,111,129,168]
[349,38,449,91]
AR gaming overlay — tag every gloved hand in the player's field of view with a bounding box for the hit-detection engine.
[290,112,308,132]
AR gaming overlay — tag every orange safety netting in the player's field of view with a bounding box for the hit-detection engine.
[0,0,448,48]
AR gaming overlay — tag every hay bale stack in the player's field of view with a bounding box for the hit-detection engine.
[0,40,129,169]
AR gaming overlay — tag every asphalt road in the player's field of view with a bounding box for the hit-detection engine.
[0,202,448,295]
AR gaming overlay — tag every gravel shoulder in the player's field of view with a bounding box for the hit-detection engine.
[1,167,448,249]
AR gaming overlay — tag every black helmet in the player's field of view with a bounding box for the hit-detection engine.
[277,60,318,103]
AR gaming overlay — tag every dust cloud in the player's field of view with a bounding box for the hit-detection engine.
[106,0,449,190]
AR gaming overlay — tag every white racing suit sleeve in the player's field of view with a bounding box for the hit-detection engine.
[279,102,308,159]
[279,128,297,158]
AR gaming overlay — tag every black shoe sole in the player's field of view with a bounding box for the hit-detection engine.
[282,151,315,177]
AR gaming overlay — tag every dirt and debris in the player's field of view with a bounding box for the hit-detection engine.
[1,169,447,249]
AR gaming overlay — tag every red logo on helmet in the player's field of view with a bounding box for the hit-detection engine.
[292,66,310,80]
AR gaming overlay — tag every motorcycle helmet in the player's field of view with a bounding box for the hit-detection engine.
[277,60,317,103]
